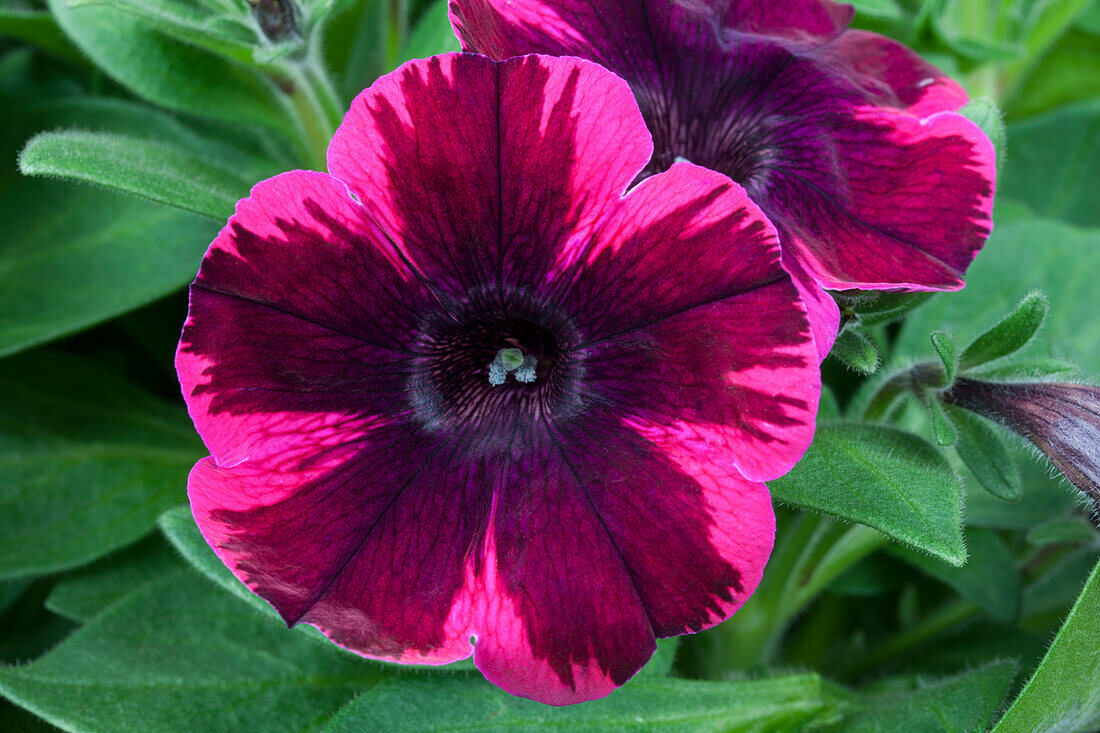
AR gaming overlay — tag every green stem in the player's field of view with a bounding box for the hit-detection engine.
[284,54,344,170]
[839,599,979,679]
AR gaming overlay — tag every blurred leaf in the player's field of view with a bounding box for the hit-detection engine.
[45,0,295,136]
[1021,546,1100,624]
[399,0,459,63]
[1001,100,1100,228]
[931,0,1019,62]
[897,220,1100,372]
[1027,518,1099,546]
[0,352,202,579]
[0,0,84,64]
[0,579,32,617]
[848,0,904,19]
[20,130,253,219]
[946,405,1022,501]
[1002,0,1094,102]
[1008,29,1100,117]
[323,673,843,732]
[843,661,1016,733]
[828,553,907,597]
[45,535,185,622]
[0,572,391,733]
[959,290,1048,370]
[770,424,966,565]
[993,560,1100,733]
[889,528,1021,622]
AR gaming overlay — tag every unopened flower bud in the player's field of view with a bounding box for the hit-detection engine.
[944,378,1100,504]
[248,0,300,42]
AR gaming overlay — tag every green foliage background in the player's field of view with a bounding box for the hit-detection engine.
[1,0,1099,730]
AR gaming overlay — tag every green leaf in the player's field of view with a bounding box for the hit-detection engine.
[829,327,881,375]
[849,291,933,327]
[1027,518,1099,546]
[1008,29,1100,117]
[897,220,1100,372]
[323,673,843,732]
[0,95,231,357]
[844,661,1017,733]
[959,290,1048,370]
[947,405,1022,501]
[0,352,202,578]
[924,395,957,447]
[1021,546,1100,624]
[0,1,85,65]
[769,424,966,565]
[45,0,294,136]
[849,0,904,19]
[962,97,1007,163]
[969,357,1079,382]
[0,572,391,733]
[45,535,186,622]
[20,130,253,219]
[889,528,1022,622]
[399,0,460,63]
[994,560,1100,733]
[929,331,958,386]
[1001,100,1100,228]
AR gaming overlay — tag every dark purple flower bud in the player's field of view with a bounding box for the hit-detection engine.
[945,378,1100,503]
[248,0,299,42]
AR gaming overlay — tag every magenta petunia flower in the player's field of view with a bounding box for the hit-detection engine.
[449,0,998,354]
[176,52,821,705]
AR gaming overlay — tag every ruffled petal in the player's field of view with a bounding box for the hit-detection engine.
[718,0,853,43]
[177,170,433,466]
[772,108,996,290]
[189,429,490,665]
[583,278,819,483]
[552,162,787,344]
[823,29,970,117]
[782,253,840,360]
[472,435,655,705]
[327,53,652,300]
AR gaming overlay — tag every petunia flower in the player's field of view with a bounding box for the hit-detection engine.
[449,0,997,355]
[946,379,1100,506]
[176,53,821,705]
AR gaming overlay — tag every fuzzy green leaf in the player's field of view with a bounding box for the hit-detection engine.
[769,424,966,565]
[946,405,1022,500]
[929,331,958,386]
[994,560,1100,733]
[0,572,391,733]
[0,352,202,579]
[45,0,293,136]
[961,97,1007,162]
[924,395,958,447]
[830,327,881,375]
[959,290,1048,370]
[1027,518,1099,546]
[20,130,252,219]
[845,662,1016,733]
[323,673,843,732]
[45,536,186,622]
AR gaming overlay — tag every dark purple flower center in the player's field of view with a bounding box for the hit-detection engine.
[407,289,587,451]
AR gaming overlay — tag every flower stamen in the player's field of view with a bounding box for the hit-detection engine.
[489,347,538,386]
